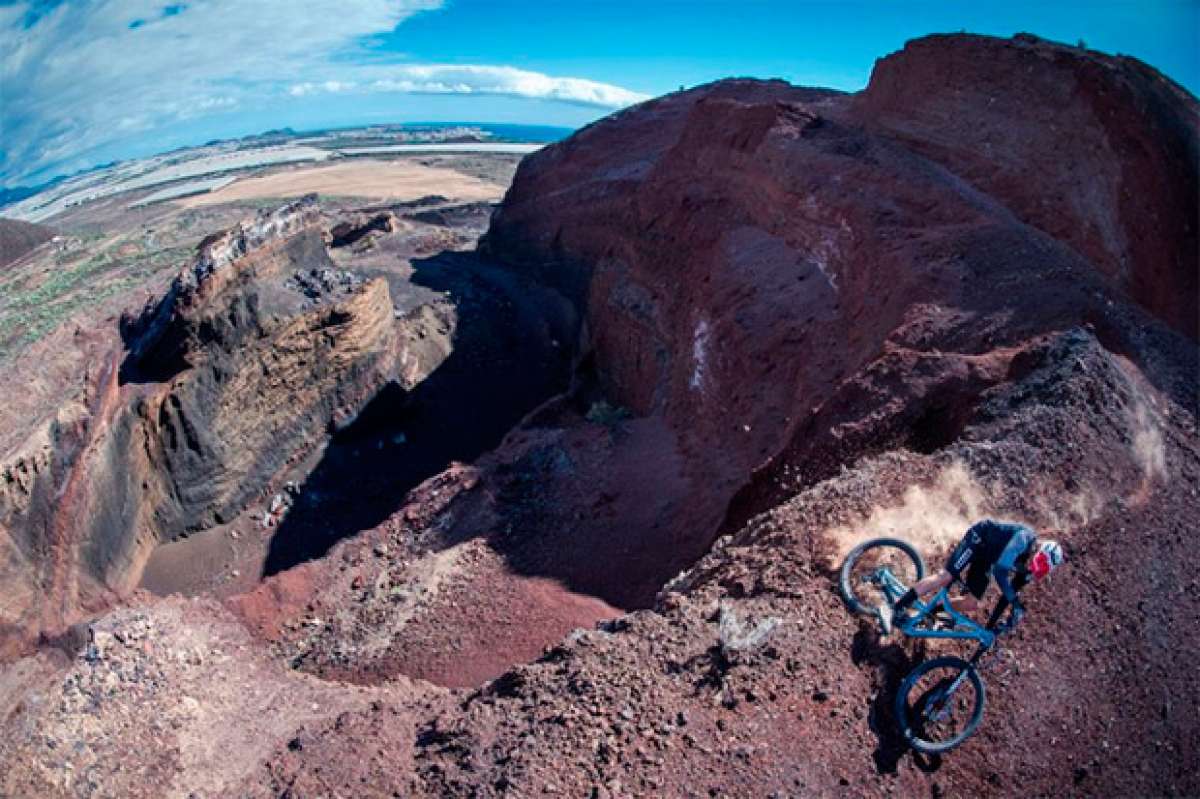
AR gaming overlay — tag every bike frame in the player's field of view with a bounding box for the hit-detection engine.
[873,567,997,650]
[868,559,1008,732]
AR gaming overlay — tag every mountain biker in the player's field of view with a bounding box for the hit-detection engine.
[878,519,1064,634]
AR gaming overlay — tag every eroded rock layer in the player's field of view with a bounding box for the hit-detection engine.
[0,197,399,655]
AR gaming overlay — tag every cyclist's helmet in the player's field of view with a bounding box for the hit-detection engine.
[1028,539,1064,580]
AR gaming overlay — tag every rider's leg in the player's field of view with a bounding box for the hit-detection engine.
[897,528,980,613]
[893,570,952,613]
[881,569,952,634]
[953,558,991,615]
[949,594,979,614]
[912,571,953,597]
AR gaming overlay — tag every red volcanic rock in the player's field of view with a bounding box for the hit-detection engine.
[251,34,1197,708]
[482,43,1196,578]
[2,33,1199,798]
[281,34,1194,794]
[854,33,1200,339]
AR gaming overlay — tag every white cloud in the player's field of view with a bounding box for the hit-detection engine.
[287,64,649,107]
[0,1,649,186]
[289,81,359,97]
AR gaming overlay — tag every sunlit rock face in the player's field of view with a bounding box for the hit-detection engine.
[481,35,1197,574]
[1,196,399,656]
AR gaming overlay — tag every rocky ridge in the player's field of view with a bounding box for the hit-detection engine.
[0,217,57,268]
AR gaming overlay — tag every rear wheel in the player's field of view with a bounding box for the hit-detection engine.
[895,656,986,753]
[839,537,926,615]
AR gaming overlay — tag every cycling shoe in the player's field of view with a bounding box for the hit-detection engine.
[876,604,895,634]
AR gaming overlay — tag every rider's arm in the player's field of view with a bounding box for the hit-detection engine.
[993,566,1019,605]
[988,566,1026,629]
[992,529,1033,606]
[985,597,1011,630]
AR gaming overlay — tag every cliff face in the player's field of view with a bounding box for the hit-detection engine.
[855,33,1200,339]
[0,355,124,660]
[0,197,398,656]
[122,196,331,376]
[120,197,398,549]
[480,40,1197,577]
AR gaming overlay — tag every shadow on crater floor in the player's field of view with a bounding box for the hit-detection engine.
[261,250,576,577]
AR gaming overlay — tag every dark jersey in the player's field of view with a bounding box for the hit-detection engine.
[945,519,1035,601]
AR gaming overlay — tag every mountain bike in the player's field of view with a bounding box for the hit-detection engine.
[838,537,1017,754]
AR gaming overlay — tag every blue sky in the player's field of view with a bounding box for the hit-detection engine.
[1,0,1197,188]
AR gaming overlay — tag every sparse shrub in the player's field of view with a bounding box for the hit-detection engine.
[585,400,630,427]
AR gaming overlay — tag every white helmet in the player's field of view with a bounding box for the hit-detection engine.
[1029,539,1064,580]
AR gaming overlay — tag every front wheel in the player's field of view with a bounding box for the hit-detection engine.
[839,537,926,615]
[895,656,986,753]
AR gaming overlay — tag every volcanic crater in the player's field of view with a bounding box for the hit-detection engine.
[1,32,1198,798]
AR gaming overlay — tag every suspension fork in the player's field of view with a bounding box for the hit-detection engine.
[968,642,991,668]
[927,643,989,721]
